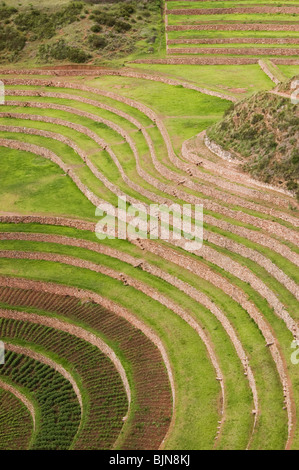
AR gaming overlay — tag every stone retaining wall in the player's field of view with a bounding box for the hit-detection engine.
[168,47,299,56]
[258,59,281,84]
[204,134,239,163]
[167,7,299,15]
[167,37,299,44]
[167,24,299,31]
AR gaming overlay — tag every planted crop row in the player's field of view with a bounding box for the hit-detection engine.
[0,315,128,450]
[0,350,81,450]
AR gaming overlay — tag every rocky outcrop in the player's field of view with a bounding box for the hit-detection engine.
[204,134,239,163]
[132,57,258,65]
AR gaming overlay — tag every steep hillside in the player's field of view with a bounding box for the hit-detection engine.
[0,0,164,65]
[207,78,299,198]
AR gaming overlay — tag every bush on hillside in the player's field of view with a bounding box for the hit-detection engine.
[88,33,107,49]
[0,26,26,52]
[39,40,91,63]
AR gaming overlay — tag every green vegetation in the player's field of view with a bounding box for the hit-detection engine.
[0,388,33,450]
[0,1,299,449]
[0,317,128,449]
[0,350,81,450]
[207,86,299,198]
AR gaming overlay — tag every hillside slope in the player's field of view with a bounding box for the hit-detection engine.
[0,0,163,66]
[207,77,299,198]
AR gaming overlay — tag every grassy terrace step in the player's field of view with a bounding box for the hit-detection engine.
[0,315,128,450]
[164,53,299,59]
[0,388,33,450]
[0,284,174,450]
[130,62,275,98]
[168,38,299,44]
[2,87,298,228]
[0,146,96,220]
[0,350,81,450]
[1,110,297,228]
[0,226,290,449]
[0,118,298,260]
[1,137,298,331]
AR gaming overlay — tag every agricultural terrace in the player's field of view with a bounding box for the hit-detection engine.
[164,0,299,62]
[0,0,298,453]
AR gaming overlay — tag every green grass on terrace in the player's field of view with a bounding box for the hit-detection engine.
[167,29,299,39]
[129,63,274,98]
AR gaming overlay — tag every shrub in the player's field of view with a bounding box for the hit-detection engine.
[90,24,102,33]
[88,34,107,49]
[0,26,26,51]
[251,113,263,124]
[115,20,131,32]
[39,40,91,63]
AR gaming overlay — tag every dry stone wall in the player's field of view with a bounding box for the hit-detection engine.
[167,24,299,31]
[168,47,299,56]
[168,38,299,45]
